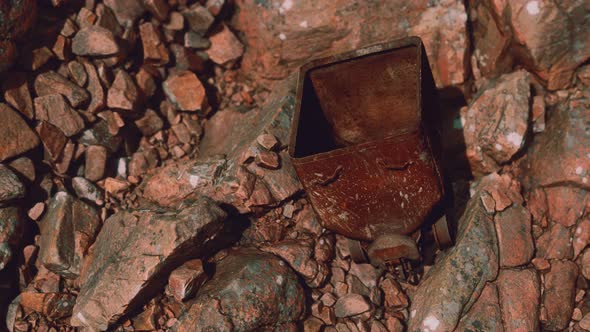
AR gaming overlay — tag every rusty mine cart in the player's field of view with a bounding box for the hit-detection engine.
[289,37,453,268]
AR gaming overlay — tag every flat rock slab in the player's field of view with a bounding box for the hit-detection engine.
[496,268,540,332]
[173,248,305,331]
[71,197,227,330]
[0,103,40,162]
[408,174,500,332]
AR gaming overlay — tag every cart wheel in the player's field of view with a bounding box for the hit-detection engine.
[433,215,453,249]
[348,239,369,264]
[367,233,420,266]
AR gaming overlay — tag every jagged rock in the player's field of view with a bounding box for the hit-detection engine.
[38,191,100,279]
[0,165,25,204]
[34,94,85,137]
[0,103,40,162]
[0,206,24,271]
[334,294,372,318]
[173,248,305,331]
[71,197,226,330]
[542,260,578,331]
[496,268,540,331]
[34,71,90,108]
[536,222,573,260]
[233,0,467,88]
[461,70,530,175]
[494,202,533,267]
[408,174,500,332]
[454,283,503,332]
[523,81,590,190]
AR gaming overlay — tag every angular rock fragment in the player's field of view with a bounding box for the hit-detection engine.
[536,223,573,260]
[182,4,214,35]
[184,31,210,49]
[461,70,530,175]
[454,283,503,332]
[261,238,326,287]
[334,294,371,318]
[0,103,40,162]
[523,76,590,189]
[34,71,89,108]
[8,157,35,182]
[162,70,206,112]
[542,260,578,331]
[0,206,24,271]
[20,292,76,319]
[173,248,305,331]
[3,72,33,119]
[408,174,499,332]
[167,259,207,301]
[107,70,140,111]
[72,26,119,57]
[81,60,106,114]
[67,60,87,87]
[103,0,146,26]
[496,268,540,332]
[72,177,103,203]
[206,24,244,66]
[84,145,108,182]
[71,197,226,330]
[36,121,67,162]
[135,109,164,136]
[144,0,169,22]
[0,165,25,204]
[78,119,122,153]
[494,203,533,267]
[233,0,468,87]
[545,186,588,227]
[139,22,169,65]
[38,191,100,279]
[34,94,85,137]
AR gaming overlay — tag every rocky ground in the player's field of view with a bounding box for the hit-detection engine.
[0,0,589,331]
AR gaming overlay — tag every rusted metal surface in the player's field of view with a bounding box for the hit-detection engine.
[289,37,445,243]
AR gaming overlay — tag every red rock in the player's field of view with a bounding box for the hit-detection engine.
[380,278,408,310]
[574,218,590,259]
[139,22,169,65]
[71,197,226,330]
[20,292,76,319]
[103,0,146,26]
[536,222,573,260]
[523,71,590,190]
[542,260,578,330]
[455,283,503,332]
[169,44,207,72]
[206,24,244,67]
[72,26,120,57]
[0,206,24,270]
[167,259,207,301]
[67,60,87,86]
[104,177,130,196]
[0,104,39,162]
[135,66,157,98]
[532,95,545,133]
[334,294,371,318]
[0,165,25,203]
[174,248,305,331]
[162,70,207,112]
[257,133,279,151]
[261,238,322,286]
[76,7,97,28]
[545,186,587,227]
[34,94,85,137]
[3,72,33,119]
[84,145,108,182]
[144,0,169,21]
[494,203,534,267]
[184,31,211,49]
[532,257,550,272]
[461,70,530,175]
[135,109,164,136]
[255,150,280,169]
[182,4,214,35]
[34,70,89,108]
[28,202,45,221]
[107,70,140,111]
[496,268,541,332]
[164,12,185,31]
[52,34,70,61]
[38,191,100,279]
[132,302,159,331]
[95,3,123,37]
[581,249,590,280]
[81,60,106,114]
[233,0,468,88]
[206,0,224,16]
[304,316,324,331]
[8,156,35,182]
[36,121,67,162]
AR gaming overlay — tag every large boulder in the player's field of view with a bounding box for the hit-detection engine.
[70,197,227,330]
[232,0,468,88]
[408,174,500,332]
[173,248,306,331]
